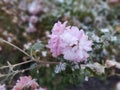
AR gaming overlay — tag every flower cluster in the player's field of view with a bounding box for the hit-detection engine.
[48,21,92,63]
[26,0,43,33]
[19,0,43,33]
[0,76,47,90]
[12,76,38,90]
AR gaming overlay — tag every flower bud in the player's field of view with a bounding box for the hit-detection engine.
[29,15,38,24]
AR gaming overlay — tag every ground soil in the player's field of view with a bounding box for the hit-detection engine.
[67,75,120,90]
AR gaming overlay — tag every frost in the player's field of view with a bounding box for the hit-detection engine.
[54,62,66,73]
[101,28,109,33]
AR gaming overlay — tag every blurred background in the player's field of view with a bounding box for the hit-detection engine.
[0,0,120,90]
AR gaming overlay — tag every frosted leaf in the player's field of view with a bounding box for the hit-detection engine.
[101,28,109,33]
[91,34,100,43]
[42,51,47,57]
[54,62,66,73]
[111,36,117,41]
[71,64,80,71]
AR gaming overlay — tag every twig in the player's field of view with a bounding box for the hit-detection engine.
[0,59,35,69]
[0,74,8,78]
[0,60,58,70]
[0,38,33,59]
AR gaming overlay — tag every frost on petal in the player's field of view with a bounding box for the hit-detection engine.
[47,21,67,57]
[63,48,77,62]
[48,35,63,57]
[12,76,39,90]
[62,27,92,62]
[68,26,80,36]
[60,31,78,45]
[52,21,67,35]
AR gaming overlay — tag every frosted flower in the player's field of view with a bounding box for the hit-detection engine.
[12,76,39,90]
[28,0,43,15]
[48,21,92,62]
[20,15,29,23]
[47,21,67,57]
[51,21,67,35]
[26,23,36,33]
[61,27,92,62]
[0,84,6,90]
[18,0,27,11]
[29,15,38,24]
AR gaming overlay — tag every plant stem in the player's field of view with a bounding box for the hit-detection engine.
[0,38,34,59]
[0,38,58,70]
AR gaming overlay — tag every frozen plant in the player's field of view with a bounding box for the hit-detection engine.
[55,62,66,73]
[48,21,93,63]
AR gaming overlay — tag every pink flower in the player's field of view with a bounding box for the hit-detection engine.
[51,21,67,35]
[28,0,43,15]
[47,21,67,57]
[48,21,92,62]
[29,15,38,24]
[0,85,6,90]
[12,76,39,90]
[61,27,92,62]
[20,15,29,23]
